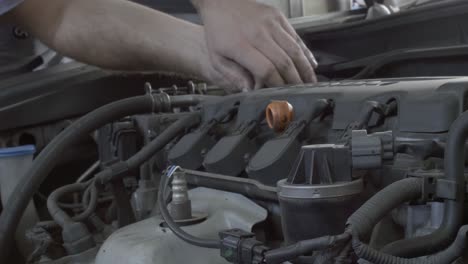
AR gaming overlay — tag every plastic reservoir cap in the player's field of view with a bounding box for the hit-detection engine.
[0,145,35,158]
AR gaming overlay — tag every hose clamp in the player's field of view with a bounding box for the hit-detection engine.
[153,92,171,113]
[144,83,156,113]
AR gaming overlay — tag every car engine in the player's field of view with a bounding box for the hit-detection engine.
[1,75,468,264]
[2,1,468,264]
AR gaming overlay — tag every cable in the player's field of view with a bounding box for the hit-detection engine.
[0,93,201,262]
[346,177,422,239]
[76,161,100,183]
[96,114,201,184]
[157,166,220,249]
[126,114,200,171]
[46,181,98,227]
[183,169,278,202]
[351,225,468,264]
[334,241,352,264]
[36,191,111,210]
[380,110,468,257]
[58,197,112,210]
[344,176,466,263]
[74,183,98,222]
[263,233,350,264]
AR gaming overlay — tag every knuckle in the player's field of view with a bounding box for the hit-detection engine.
[260,64,275,81]
[252,31,268,43]
[260,5,281,22]
[263,4,277,15]
[289,43,303,59]
[272,10,284,21]
[277,57,293,72]
[264,18,277,29]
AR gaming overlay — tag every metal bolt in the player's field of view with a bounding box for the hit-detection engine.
[201,148,208,157]
[243,153,251,163]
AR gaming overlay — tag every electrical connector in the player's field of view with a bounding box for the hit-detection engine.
[219,229,268,264]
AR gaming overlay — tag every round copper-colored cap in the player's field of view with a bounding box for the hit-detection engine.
[266,101,294,133]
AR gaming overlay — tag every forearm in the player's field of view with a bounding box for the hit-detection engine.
[10,0,208,78]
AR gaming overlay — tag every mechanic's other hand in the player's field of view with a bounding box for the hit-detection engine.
[192,0,318,90]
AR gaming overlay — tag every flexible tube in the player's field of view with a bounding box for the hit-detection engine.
[97,113,201,183]
[76,161,100,183]
[158,172,220,249]
[58,196,112,209]
[75,184,98,222]
[126,114,200,170]
[263,233,350,264]
[334,242,352,264]
[184,169,278,202]
[381,111,468,257]
[346,177,422,238]
[47,183,87,227]
[47,182,98,227]
[352,225,468,264]
[0,94,200,262]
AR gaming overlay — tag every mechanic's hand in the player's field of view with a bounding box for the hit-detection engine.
[202,53,255,94]
[192,0,318,91]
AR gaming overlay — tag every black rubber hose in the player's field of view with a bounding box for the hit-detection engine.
[126,114,200,170]
[47,183,87,227]
[158,172,220,249]
[381,111,468,257]
[75,184,98,222]
[263,233,350,264]
[346,177,423,239]
[334,241,352,264]
[96,113,201,183]
[57,196,112,209]
[47,182,98,227]
[184,169,278,202]
[82,184,92,208]
[352,225,468,264]
[0,94,200,262]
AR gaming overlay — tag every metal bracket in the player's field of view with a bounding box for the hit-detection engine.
[409,172,459,202]
[408,173,437,202]
[436,178,458,200]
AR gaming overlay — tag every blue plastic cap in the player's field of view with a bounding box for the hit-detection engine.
[0,145,36,158]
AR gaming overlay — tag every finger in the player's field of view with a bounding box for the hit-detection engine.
[297,38,318,83]
[252,35,303,85]
[280,18,318,67]
[229,45,285,88]
[272,27,316,84]
[279,17,318,81]
[298,37,318,69]
[211,54,254,93]
[208,70,240,94]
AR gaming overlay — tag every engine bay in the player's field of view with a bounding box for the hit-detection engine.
[1,77,468,263]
